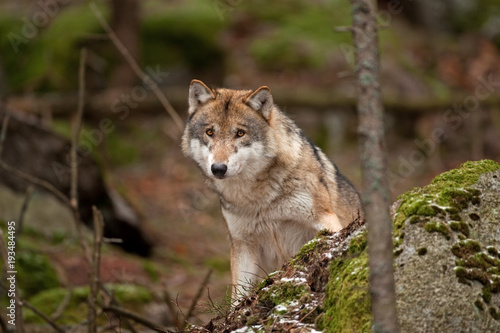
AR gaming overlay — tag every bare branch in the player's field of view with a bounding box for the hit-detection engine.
[185,269,213,326]
[69,48,92,265]
[0,111,10,158]
[88,206,104,333]
[0,160,70,205]
[162,285,181,330]
[89,2,184,133]
[21,298,66,333]
[16,186,34,234]
[50,288,73,321]
[102,305,171,333]
[71,48,87,209]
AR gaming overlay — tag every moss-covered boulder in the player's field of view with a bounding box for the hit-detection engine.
[393,160,500,332]
[189,160,500,333]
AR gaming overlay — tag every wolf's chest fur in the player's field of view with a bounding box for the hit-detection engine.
[182,80,364,295]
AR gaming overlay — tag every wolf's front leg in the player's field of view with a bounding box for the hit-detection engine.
[319,212,343,232]
[230,239,260,299]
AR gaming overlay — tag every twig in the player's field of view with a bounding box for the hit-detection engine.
[0,160,70,205]
[102,305,170,333]
[184,269,213,326]
[0,111,10,158]
[0,230,25,333]
[174,294,187,326]
[162,285,181,330]
[88,206,104,333]
[99,283,138,333]
[20,298,66,333]
[16,186,34,234]
[89,2,184,133]
[50,288,73,321]
[71,48,87,208]
[70,48,92,264]
[204,285,225,318]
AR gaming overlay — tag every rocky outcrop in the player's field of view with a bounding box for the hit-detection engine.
[190,160,500,333]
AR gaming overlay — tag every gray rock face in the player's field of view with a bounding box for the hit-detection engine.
[394,170,500,333]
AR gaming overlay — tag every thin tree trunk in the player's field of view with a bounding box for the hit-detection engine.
[110,0,140,89]
[350,0,400,332]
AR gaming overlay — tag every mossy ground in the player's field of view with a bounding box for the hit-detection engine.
[24,284,152,325]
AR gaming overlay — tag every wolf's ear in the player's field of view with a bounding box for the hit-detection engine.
[245,86,273,119]
[188,79,215,114]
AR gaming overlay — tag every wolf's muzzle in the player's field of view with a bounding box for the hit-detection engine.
[211,163,228,179]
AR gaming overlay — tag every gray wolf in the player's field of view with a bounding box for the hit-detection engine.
[182,80,364,296]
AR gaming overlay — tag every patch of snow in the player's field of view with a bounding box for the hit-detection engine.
[275,304,287,313]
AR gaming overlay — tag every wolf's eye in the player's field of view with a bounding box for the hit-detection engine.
[206,129,214,137]
[236,130,245,138]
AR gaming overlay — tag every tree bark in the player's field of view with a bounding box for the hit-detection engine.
[110,0,140,89]
[350,1,400,332]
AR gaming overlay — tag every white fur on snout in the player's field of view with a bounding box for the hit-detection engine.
[189,139,211,175]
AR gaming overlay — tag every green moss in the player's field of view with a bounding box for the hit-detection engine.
[17,251,59,297]
[292,238,319,265]
[424,222,451,240]
[319,253,371,333]
[483,287,492,303]
[349,230,367,255]
[259,282,309,307]
[24,284,152,324]
[475,299,485,311]
[451,240,482,258]
[394,248,404,257]
[394,160,499,232]
[449,221,470,237]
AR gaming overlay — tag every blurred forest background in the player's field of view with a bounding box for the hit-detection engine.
[0,0,500,331]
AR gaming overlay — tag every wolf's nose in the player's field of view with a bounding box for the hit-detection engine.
[211,163,228,178]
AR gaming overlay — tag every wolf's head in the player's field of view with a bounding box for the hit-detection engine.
[182,80,278,180]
